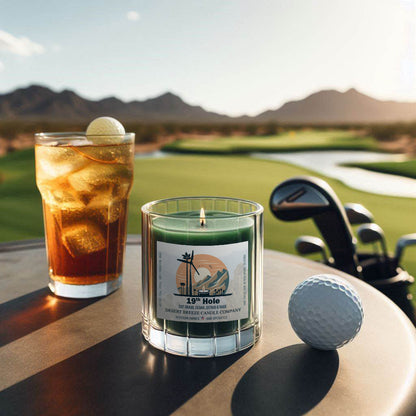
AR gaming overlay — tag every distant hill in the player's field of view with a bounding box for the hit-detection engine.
[0,85,230,122]
[2,85,416,123]
[256,88,416,123]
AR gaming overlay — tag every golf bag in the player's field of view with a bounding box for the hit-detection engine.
[270,176,415,325]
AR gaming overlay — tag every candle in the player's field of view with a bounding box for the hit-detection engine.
[141,197,263,357]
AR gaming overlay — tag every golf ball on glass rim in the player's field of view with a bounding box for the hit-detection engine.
[288,274,363,350]
[86,117,125,136]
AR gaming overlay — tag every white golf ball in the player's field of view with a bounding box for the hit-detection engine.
[288,274,363,350]
[86,117,125,136]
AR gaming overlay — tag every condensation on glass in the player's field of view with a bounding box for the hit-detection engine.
[35,132,134,298]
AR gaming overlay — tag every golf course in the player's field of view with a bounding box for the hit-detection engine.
[163,129,379,154]
[1,129,416,301]
[346,159,416,179]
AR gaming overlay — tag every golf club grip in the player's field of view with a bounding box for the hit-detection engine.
[314,211,361,277]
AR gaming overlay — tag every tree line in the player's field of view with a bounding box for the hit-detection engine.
[0,119,415,144]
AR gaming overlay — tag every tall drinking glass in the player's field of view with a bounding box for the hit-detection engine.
[35,132,134,298]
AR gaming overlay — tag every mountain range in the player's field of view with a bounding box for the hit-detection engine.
[2,84,416,123]
[0,85,228,123]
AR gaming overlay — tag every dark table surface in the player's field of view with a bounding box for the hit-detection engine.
[1,236,416,416]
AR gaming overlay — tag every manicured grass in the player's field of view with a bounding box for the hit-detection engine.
[2,149,416,301]
[163,130,379,154]
[0,148,44,241]
[345,159,416,179]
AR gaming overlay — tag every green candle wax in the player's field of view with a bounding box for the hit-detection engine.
[151,211,254,338]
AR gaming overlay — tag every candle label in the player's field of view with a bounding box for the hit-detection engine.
[156,241,249,322]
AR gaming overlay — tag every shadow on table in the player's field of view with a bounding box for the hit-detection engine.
[0,324,248,416]
[0,287,101,347]
[232,344,339,416]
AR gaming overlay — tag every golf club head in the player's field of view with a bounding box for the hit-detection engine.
[270,176,360,277]
[344,203,374,225]
[357,222,389,267]
[395,233,416,264]
[269,179,330,221]
[295,235,325,254]
[295,235,328,261]
[356,223,385,244]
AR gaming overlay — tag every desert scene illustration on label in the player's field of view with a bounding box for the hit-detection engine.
[156,241,248,322]
[175,250,231,297]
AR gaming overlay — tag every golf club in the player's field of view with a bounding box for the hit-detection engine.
[395,233,416,265]
[357,223,388,257]
[270,176,361,277]
[295,235,328,263]
[344,203,374,225]
[357,223,389,276]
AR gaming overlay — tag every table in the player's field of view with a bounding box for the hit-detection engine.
[1,236,416,416]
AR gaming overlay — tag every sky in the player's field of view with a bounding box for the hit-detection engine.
[1,0,416,116]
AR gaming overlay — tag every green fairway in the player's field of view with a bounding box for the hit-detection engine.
[0,148,45,241]
[163,130,379,154]
[345,159,416,179]
[1,149,416,300]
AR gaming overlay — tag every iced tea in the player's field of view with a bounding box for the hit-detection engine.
[35,134,134,296]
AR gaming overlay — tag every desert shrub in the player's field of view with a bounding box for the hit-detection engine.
[0,120,84,139]
[218,124,233,136]
[368,124,404,141]
[195,124,215,134]
[162,123,179,135]
[262,122,279,136]
[244,124,259,136]
[137,125,162,143]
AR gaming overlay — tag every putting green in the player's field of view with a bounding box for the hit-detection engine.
[163,130,379,154]
[346,159,416,179]
[1,149,416,301]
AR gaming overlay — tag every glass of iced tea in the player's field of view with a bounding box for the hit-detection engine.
[35,131,134,298]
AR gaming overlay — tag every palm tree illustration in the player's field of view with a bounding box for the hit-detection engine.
[177,251,199,295]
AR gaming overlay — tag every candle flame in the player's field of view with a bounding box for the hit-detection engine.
[200,208,206,226]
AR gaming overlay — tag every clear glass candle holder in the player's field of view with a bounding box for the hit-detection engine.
[141,196,263,357]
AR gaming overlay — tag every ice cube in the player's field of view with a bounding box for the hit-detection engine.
[88,186,114,207]
[87,186,126,223]
[36,146,88,180]
[73,144,133,164]
[99,201,123,223]
[111,181,132,200]
[53,189,87,210]
[62,221,107,257]
[67,163,131,193]
[38,178,87,210]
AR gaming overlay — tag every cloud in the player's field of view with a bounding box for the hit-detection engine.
[0,30,45,56]
[126,11,140,21]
